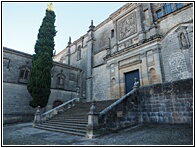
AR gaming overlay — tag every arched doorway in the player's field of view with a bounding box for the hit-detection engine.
[53,100,63,108]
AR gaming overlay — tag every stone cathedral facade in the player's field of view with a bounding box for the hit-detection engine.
[3,3,193,123]
[54,3,193,101]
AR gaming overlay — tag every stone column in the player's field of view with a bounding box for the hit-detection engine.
[153,47,163,83]
[86,20,95,102]
[66,36,71,65]
[137,4,145,43]
[113,20,118,53]
[140,52,149,85]
[148,3,157,37]
[86,101,100,139]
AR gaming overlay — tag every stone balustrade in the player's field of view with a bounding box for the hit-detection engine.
[86,79,140,138]
[33,98,80,127]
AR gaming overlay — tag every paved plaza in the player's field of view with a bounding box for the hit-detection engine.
[3,122,193,146]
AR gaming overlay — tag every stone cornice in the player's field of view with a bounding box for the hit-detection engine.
[3,47,32,59]
[104,36,162,61]
[53,61,82,72]
[3,47,82,72]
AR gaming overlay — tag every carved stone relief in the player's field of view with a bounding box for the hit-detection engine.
[175,26,190,50]
[118,38,133,50]
[149,68,157,84]
[169,52,190,80]
[119,55,141,68]
[118,12,137,41]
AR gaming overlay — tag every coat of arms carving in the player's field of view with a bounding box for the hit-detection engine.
[118,12,137,41]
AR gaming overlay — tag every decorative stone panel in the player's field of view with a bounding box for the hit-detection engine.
[169,52,190,80]
[118,12,137,41]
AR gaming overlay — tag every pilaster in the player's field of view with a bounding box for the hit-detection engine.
[86,20,95,102]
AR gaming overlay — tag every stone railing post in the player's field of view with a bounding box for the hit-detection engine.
[32,106,41,127]
[132,78,143,124]
[133,78,139,89]
[86,100,100,139]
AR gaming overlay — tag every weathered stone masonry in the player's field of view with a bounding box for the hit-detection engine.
[138,78,193,124]
[3,47,81,124]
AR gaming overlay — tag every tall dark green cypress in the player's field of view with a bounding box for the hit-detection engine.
[27,6,57,108]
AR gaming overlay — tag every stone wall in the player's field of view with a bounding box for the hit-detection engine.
[138,78,193,124]
[3,83,36,124]
[3,47,81,124]
[92,65,110,101]
[159,5,193,82]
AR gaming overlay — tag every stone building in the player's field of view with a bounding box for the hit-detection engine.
[54,3,193,101]
[3,3,193,124]
[3,47,81,123]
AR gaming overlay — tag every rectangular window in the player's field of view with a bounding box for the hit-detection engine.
[164,3,174,15]
[111,29,114,38]
[20,70,25,79]
[176,3,183,9]
[156,10,163,19]
[24,71,29,79]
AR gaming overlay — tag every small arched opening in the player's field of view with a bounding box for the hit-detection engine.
[53,100,63,108]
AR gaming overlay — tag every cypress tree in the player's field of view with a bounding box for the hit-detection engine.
[27,4,57,108]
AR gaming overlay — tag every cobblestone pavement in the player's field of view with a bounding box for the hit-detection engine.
[3,122,193,146]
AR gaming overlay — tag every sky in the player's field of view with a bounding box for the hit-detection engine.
[2,2,126,55]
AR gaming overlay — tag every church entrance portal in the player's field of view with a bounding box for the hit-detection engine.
[125,70,140,94]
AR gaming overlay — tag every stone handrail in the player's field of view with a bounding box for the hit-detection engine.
[98,79,140,132]
[98,88,138,129]
[41,98,80,122]
[99,89,136,117]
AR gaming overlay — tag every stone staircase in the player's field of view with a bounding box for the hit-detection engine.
[34,99,116,136]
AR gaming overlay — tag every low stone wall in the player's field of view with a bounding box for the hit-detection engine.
[138,78,193,124]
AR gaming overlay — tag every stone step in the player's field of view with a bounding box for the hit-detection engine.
[41,122,86,130]
[35,99,117,137]
[44,121,87,127]
[48,119,88,124]
[35,126,86,136]
[53,117,87,120]
[36,124,86,134]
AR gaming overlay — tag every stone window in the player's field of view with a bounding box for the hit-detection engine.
[77,45,81,61]
[56,74,65,89]
[156,9,163,19]
[18,67,30,83]
[164,3,174,15]
[111,29,114,38]
[57,77,64,85]
[69,74,75,81]
[3,58,10,68]
[112,78,116,85]
[19,68,29,79]
[176,3,183,9]
[110,64,115,75]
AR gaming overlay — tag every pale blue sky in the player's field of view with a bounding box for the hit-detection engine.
[2,2,126,55]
